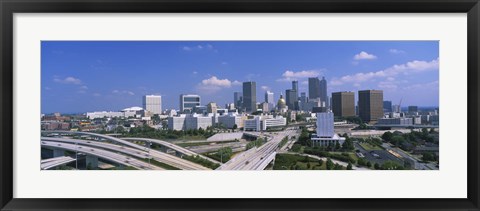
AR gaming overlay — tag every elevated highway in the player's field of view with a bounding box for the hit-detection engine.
[218,129,298,170]
[122,137,221,165]
[42,137,209,170]
[41,156,76,170]
[41,141,163,170]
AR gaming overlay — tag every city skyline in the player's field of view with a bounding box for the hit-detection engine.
[42,41,439,113]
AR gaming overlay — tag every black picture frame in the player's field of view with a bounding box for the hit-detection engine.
[1,0,479,210]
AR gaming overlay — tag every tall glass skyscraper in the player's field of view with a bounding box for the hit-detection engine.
[242,82,256,113]
[358,90,384,123]
[308,77,320,100]
[319,76,328,108]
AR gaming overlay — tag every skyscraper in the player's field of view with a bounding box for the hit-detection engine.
[358,90,384,123]
[285,89,298,110]
[331,92,355,117]
[180,94,201,112]
[383,101,393,112]
[234,92,243,109]
[308,77,320,100]
[243,81,256,113]
[299,92,308,111]
[319,76,328,108]
[143,95,162,115]
[265,91,274,104]
[292,80,298,91]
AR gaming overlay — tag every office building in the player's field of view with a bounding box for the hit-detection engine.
[408,106,418,113]
[243,81,257,113]
[243,115,287,131]
[285,89,298,110]
[299,92,308,111]
[331,92,355,117]
[218,113,246,129]
[265,91,274,104]
[180,94,201,112]
[142,95,162,115]
[308,77,320,100]
[319,76,328,108]
[377,117,413,125]
[383,101,392,113]
[311,112,345,147]
[292,80,298,91]
[358,90,384,123]
[234,92,243,109]
[207,102,218,114]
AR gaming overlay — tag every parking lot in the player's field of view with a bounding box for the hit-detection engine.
[354,142,404,166]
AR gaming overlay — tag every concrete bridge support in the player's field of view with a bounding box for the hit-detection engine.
[86,155,99,169]
[53,149,65,157]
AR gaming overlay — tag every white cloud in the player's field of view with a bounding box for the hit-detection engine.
[201,76,232,87]
[403,80,439,90]
[378,81,398,90]
[112,90,135,95]
[261,86,270,91]
[331,58,439,86]
[232,80,242,86]
[353,51,377,60]
[221,61,228,65]
[80,85,88,90]
[192,71,198,74]
[182,44,216,52]
[93,93,101,97]
[389,49,406,54]
[277,70,322,82]
[53,76,82,85]
[196,76,238,94]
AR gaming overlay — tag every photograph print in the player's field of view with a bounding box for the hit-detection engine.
[40,41,439,171]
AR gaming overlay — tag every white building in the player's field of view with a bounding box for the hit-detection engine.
[143,95,162,115]
[168,115,186,130]
[180,94,201,112]
[243,115,286,131]
[218,113,246,128]
[167,113,214,130]
[377,117,413,125]
[265,91,274,104]
[86,111,124,119]
[311,112,345,147]
[122,106,144,118]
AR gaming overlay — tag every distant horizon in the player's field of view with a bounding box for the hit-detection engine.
[42,41,439,113]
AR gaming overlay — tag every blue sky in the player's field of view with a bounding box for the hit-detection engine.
[41,41,439,114]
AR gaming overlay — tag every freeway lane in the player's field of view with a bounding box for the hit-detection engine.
[42,137,209,170]
[41,141,163,170]
[43,131,146,151]
[41,156,76,170]
[122,137,221,165]
[218,129,298,170]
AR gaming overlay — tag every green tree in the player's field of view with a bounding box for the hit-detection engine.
[326,158,334,170]
[422,152,436,162]
[382,131,393,143]
[347,162,353,170]
[374,163,381,170]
